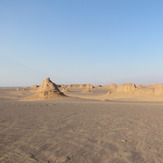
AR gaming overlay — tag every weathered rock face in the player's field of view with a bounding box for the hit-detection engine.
[154,88,163,96]
[94,85,102,88]
[85,84,94,89]
[66,84,94,89]
[34,90,64,99]
[116,83,137,92]
[27,78,65,100]
[115,83,156,95]
[149,84,163,88]
[31,85,39,89]
[37,78,60,92]
[135,88,154,95]
[104,83,117,89]
[30,85,39,92]
[61,87,70,93]
[136,85,144,89]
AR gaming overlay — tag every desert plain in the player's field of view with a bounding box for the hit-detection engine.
[0,78,163,163]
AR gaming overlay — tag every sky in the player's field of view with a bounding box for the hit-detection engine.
[1,0,163,86]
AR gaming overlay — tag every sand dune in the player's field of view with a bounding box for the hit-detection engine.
[82,88,92,93]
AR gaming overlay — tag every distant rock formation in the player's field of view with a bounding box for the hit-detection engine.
[149,84,163,88]
[94,85,102,88]
[66,84,94,89]
[154,88,163,96]
[61,87,70,93]
[26,78,65,100]
[31,85,39,89]
[37,78,60,92]
[115,83,156,95]
[104,83,117,89]
[116,83,137,92]
[136,84,144,89]
[135,88,154,95]
[30,85,39,92]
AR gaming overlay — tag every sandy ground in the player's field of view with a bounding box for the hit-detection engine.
[0,87,163,163]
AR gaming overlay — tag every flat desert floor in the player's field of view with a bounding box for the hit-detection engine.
[0,87,163,163]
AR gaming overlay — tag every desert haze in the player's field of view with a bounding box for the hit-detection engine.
[0,78,163,163]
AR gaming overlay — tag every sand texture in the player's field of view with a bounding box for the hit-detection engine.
[0,98,163,163]
[0,81,163,162]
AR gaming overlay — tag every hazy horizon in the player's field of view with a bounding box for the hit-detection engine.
[1,1,163,86]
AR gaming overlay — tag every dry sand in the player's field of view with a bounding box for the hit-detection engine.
[0,85,163,163]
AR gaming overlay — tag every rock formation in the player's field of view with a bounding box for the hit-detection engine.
[66,84,94,89]
[149,84,163,88]
[61,87,70,93]
[104,83,117,89]
[26,78,65,100]
[154,88,163,96]
[116,83,137,92]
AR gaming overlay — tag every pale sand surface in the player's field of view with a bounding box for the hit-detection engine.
[0,88,163,162]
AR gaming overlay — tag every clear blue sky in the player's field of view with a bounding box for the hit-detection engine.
[1,0,163,86]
